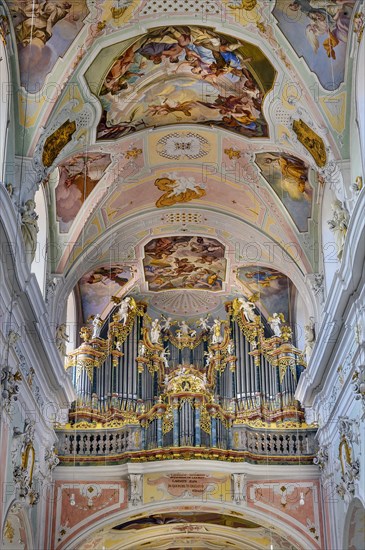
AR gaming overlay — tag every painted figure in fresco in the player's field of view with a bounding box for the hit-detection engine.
[56,153,110,228]
[154,174,206,208]
[244,269,283,287]
[288,0,355,59]
[13,1,72,47]
[150,319,162,344]
[327,198,349,260]
[86,266,129,287]
[264,154,309,201]
[21,199,39,265]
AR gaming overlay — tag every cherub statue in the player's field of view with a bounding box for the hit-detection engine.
[304,321,316,362]
[150,318,161,344]
[327,199,349,260]
[268,313,284,338]
[160,314,174,332]
[55,323,69,356]
[197,314,210,332]
[91,314,103,339]
[20,199,39,265]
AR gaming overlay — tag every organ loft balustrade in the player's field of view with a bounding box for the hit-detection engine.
[55,297,317,465]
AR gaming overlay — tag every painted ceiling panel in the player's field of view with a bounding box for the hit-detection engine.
[273,0,356,91]
[86,26,276,140]
[55,152,111,232]
[143,236,226,292]
[79,264,133,322]
[255,151,313,232]
[237,266,293,322]
[8,0,89,91]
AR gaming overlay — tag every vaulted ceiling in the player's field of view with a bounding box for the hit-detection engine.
[6,0,359,324]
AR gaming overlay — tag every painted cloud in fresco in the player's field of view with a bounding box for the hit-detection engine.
[94,26,275,140]
[273,0,355,91]
[237,266,292,322]
[143,236,226,292]
[55,153,111,233]
[9,0,89,91]
[255,152,313,232]
[79,265,133,322]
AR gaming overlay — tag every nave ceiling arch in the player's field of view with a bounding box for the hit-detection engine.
[3,0,361,331]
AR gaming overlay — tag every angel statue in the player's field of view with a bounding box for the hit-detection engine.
[150,319,162,344]
[118,296,136,325]
[211,319,223,344]
[91,314,103,339]
[21,199,39,265]
[233,297,256,323]
[327,199,349,260]
[55,324,69,357]
[268,312,284,338]
[178,320,190,336]
[304,321,316,362]
[160,348,170,369]
[197,314,210,332]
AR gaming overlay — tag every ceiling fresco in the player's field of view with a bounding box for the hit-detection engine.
[143,236,226,292]
[255,151,313,232]
[237,266,293,322]
[113,511,260,530]
[4,0,361,351]
[79,264,133,322]
[273,0,356,91]
[55,153,111,232]
[8,0,89,91]
[86,26,276,140]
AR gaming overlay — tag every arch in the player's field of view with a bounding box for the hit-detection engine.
[342,497,365,550]
[61,500,316,550]
[1,500,34,550]
[355,32,365,173]
[0,25,9,182]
